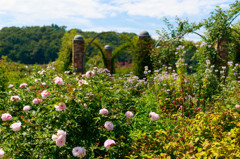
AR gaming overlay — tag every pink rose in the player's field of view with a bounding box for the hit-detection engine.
[125,111,133,118]
[84,103,87,107]
[1,113,12,121]
[55,103,67,111]
[9,84,14,88]
[35,79,41,82]
[0,148,4,158]
[57,130,67,137]
[23,105,31,111]
[52,130,66,147]
[52,134,58,141]
[236,105,240,109]
[55,135,66,147]
[72,147,86,158]
[149,112,159,121]
[99,108,108,115]
[10,95,20,102]
[39,70,46,75]
[86,71,94,77]
[10,122,21,131]
[104,121,114,131]
[53,77,64,85]
[33,98,43,104]
[41,90,49,99]
[104,139,116,149]
[78,79,88,86]
[20,83,27,88]
[41,82,46,86]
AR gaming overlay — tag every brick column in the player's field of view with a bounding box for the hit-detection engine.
[104,45,113,73]
[72,35,85,73]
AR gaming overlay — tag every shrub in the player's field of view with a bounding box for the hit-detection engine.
[133,37,153,79]
[129,110,240,158]
[0,56,8,92]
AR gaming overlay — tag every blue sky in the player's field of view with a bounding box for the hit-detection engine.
[0,0,238,41]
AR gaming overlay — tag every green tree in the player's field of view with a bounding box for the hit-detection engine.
[203,1,240,67]
[231,21,240,64]
[0,25,65,64]
[153,17,201,69]
[55,29,79,72]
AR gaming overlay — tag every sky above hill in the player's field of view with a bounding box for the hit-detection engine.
[0,0,238,41]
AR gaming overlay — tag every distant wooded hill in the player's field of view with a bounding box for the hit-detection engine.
[0,24,136,64]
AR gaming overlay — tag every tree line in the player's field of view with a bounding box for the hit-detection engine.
[0,24,136,64]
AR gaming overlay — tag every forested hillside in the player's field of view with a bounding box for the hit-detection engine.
[0,25,136,64]
[0,25,66,64]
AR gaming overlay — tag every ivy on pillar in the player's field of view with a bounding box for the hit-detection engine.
[133,30,153,78]
[72,35,85,73]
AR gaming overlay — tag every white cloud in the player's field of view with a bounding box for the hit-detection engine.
[82,26,138,33]
[0,0,118,24]
[0,11,6,15]
[0,0,233,22]
[219,4,230,10]
[111,0,232,18]
[0,0,235,39]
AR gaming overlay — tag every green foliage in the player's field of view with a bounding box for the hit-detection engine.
[87,33,136,74]
[110,42,133,74]
[115,63,133,75]
[192,42,211,74]
[0,56,9,92]
[0,56,35,92]
[153,1,240,72]
[151,38,180,69]
[0,53,240,158]
[1,2,240,158]
[91,40,107,69]
[0,66,143,158]
[231,21,240,64]
[56,30,136,73]
[160,17,202,41]
[85,54,104,71]
[56,29,79,72]
[201,0,240,67]
[129,110,240,158]
[153,17,201,69]
[182,41,198,73]
[0,26,136,71]
[133,37,153,78]
[79,31,136,63]
[0,25,66,64]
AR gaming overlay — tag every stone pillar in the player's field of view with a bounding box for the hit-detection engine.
[219,40,228,66]
[72,35,85,73]
[104,45,113,73]
[133,30,152,78]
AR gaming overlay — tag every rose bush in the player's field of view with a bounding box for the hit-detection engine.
[0,66,148,158]
[0,54,239,158]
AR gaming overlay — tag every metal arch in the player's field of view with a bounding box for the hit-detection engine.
[84,31,115,54]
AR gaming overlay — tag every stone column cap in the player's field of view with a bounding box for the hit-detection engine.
[73,35,84,42]
[104,45,113,51]
[139,30,150,38]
